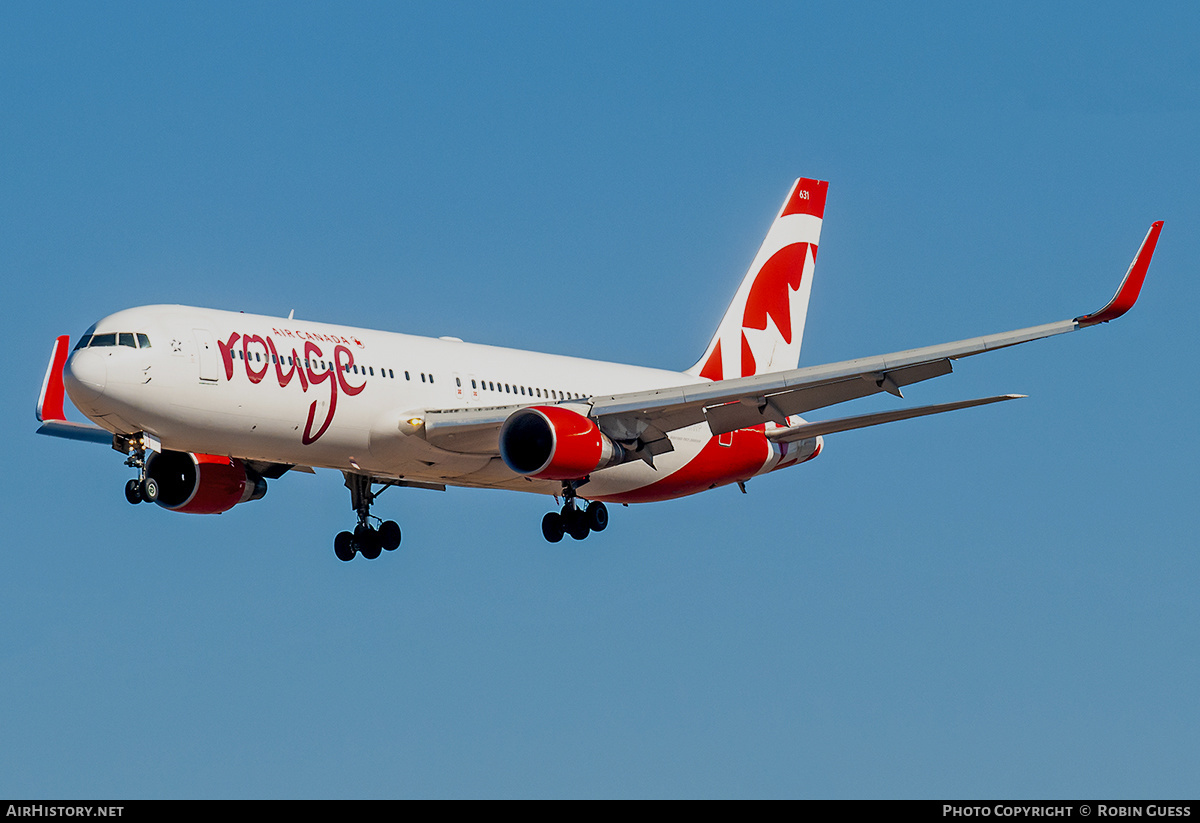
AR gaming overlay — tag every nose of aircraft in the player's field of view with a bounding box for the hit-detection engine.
[64,349,107,404]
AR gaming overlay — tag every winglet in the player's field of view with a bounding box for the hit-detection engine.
[36,335,71,422]
[36,335,114,445]
[1075,221,1163,327]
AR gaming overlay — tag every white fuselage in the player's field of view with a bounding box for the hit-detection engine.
[64,305,813,503]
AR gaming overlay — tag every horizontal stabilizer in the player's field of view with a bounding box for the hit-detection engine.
[767,394,1024,443]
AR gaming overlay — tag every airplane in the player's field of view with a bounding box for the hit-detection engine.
[35,178,1163,561]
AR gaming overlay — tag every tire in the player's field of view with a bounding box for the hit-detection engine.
[586,501,608,532]
[541,512,565,543]
[334,531,356,562]
[565,509,590,541]
[379,520,402,551]
[141,477,159,504]
[125,479,143,505]
[356,525,382,560]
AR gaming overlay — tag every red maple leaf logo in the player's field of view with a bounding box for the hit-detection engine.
[741,242,814,345]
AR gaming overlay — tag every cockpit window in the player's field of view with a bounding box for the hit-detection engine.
[74,331,151,349]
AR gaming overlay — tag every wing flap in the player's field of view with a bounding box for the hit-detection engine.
[700,358,955,436]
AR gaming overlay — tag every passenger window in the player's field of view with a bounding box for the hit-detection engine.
[405,371,411,380]
[369,367,374,376]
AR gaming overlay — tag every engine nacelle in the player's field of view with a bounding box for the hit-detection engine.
[499,406,626,481]
[144,450,267,514]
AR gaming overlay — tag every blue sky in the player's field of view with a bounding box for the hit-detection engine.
[2,2,1197,798]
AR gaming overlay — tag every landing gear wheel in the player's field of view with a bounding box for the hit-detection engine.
[379,520,402,551]
[125,479,143,505]
[542,512,565,543]
[586,501,608,532]
[356,524,382,560]
[141,476,160,504]
[564,507,590,541]
[334,531,356,562]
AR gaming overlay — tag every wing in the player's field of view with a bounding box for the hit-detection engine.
[421,221,1162,457]
[590,220,1162,451]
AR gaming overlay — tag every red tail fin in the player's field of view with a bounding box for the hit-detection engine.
[688,178,828,381]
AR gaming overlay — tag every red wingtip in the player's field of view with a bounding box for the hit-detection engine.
[1075,221,1163,327]
[36,335,71,422]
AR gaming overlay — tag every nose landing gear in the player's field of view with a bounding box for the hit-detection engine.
[335,472,402,561]
[119,435,155,505]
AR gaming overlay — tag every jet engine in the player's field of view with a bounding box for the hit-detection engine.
[143,450,268,514]
[499,406,626,481]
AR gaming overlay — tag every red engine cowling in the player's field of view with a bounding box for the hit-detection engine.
[499,406,626,481]
[144,450,268,514]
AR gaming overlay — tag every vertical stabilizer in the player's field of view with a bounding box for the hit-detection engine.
[687,178,827,380]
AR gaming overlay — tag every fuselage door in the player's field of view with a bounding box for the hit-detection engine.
[453,373,480,405]
[193,329,219,383]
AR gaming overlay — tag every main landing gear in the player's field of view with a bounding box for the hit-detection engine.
[335,472,402,562]
[541,482,608,543]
